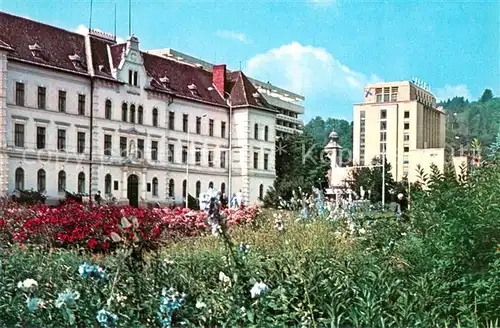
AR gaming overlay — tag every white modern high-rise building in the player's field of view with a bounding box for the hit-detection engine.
[0,11,288,206]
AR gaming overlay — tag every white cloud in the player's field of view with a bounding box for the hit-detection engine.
[216,30,250,44]
[246,42,382,102]
[435,84,472,102]
[74,24,125,43]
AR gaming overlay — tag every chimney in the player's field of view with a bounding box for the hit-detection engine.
[213,64,226,95]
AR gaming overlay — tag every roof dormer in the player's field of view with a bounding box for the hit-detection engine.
[29,43,43,60]
[160,76,170,88]
[69,54,84,70]
[188,83,199,96]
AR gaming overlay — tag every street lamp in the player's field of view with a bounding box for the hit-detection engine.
[185,113,207,208]
[223,92,233,199]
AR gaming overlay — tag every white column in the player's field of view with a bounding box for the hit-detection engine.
[121,167,128,199]
[141,168,147,201]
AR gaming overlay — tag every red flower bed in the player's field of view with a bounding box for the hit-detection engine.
[0,201,260,250]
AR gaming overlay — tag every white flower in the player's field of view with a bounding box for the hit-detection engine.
[359,228,366,235]
[250,281,269,298]
[219,271,230,284]
[195,300,207,309]
[18,278,38,290]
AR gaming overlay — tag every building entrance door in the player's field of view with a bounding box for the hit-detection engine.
[127,174,139,207]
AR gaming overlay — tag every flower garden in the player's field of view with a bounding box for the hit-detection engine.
[1,165,500,327]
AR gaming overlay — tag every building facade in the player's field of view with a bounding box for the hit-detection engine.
[353,81,445,182]
[0,11,278,206]
[146,48,305,137]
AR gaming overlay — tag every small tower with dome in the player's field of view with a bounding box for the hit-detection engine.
[324,130,343,169]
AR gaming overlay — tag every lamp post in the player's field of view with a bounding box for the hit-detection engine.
[223,92,233,199]
[185,113,207,208]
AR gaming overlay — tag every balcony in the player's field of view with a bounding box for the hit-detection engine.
[260,93,304,114]
[276,124,302,134]
[277,113,304,126]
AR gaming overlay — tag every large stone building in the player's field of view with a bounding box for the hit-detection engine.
[146,48,305,137]
[0,11,283,206]
[353,81,445,182]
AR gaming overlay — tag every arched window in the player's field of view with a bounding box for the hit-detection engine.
[182,179,187,199]
[195,181,201,199]
[121,103,127,122]
[168,178,174,197]
[259,184,264,200]
[105,174,112,195]
[15,167,24,191]
[58,170,66,192]
[207,181,213,190]
[264,126,269,141]
[152,177,158,197]
[220,182,226,195]
[78,172,85,194]
[254,123,259,139]
[129,104,136,123]
[138,106,143,125]
[37,169,46,192]
[152,108,158,127]
[105,99,112,120]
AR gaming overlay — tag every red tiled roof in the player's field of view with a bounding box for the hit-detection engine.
[228,71,271,110]
[142,52,227,107]
[109,43,126,68]
[89,36,114,79]
[0,11,88,75]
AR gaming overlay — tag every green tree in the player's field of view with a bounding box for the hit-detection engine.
[304,116,353,162]
[347,156,396,203]
[480,88,494,102]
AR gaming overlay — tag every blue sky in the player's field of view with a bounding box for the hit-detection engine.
[2,0,499,122]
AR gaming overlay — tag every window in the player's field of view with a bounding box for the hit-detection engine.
[360,111,365,120]
[36,169,46,192]
[168,111,175,130]
[380,132,387,142]
[259,184,264,200]
[182,146,188,163]
[221,121,226,138]
[404,111,410,119]
[58,90,66,112]
[183,114,188,132]
[58,170,66,192]
[383,87,390,102]
[380,143,386,153]
[404,134,410,141]
[195,148,201,165]
[375,88,382,102]
[129,104,136,123]
[264,126,269,141]
[151,141,158,161]
[105,174,112,195]
[14,124,25,147]
[138,106,143,124]
[104,135,112,156]
[220,182,226,194]
[15,82,25,106]
[404,122,410,130]
[152,108,158,127]
[196,116,201,134]
[168,144,174,163]
[391,87,398,101]
[220,151,226,168]
[196,181,201,199]
[168,179,174,197]
[380,109,387,120]
[121,103,128,122]
[128,70,133,85]
[208,150,214,167]
[114,181,119,190]
[120,137,127,157]
[78,172,85,193]
[105,99,112,119]
[77,132,85,154]
[404,146,409,153]
[78,94,86,115]
[137,139,144,159]
[133,71,138,86]
[208,181,214,189]
[253,152,259,169]
[403,156,409,164]
[208,119,214,136]
[57,129,66,151]
[36,127,46,149]
[37,86,46,109]
[153,178,158,197]
[182,180,187,199]
[264,153,269,170]
[254,123,259,139]
[15,168,24,190]
[380,121,387,130]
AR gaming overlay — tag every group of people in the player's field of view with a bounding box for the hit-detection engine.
[218,190,244,208]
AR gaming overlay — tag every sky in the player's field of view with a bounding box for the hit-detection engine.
[1,0,499,122]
